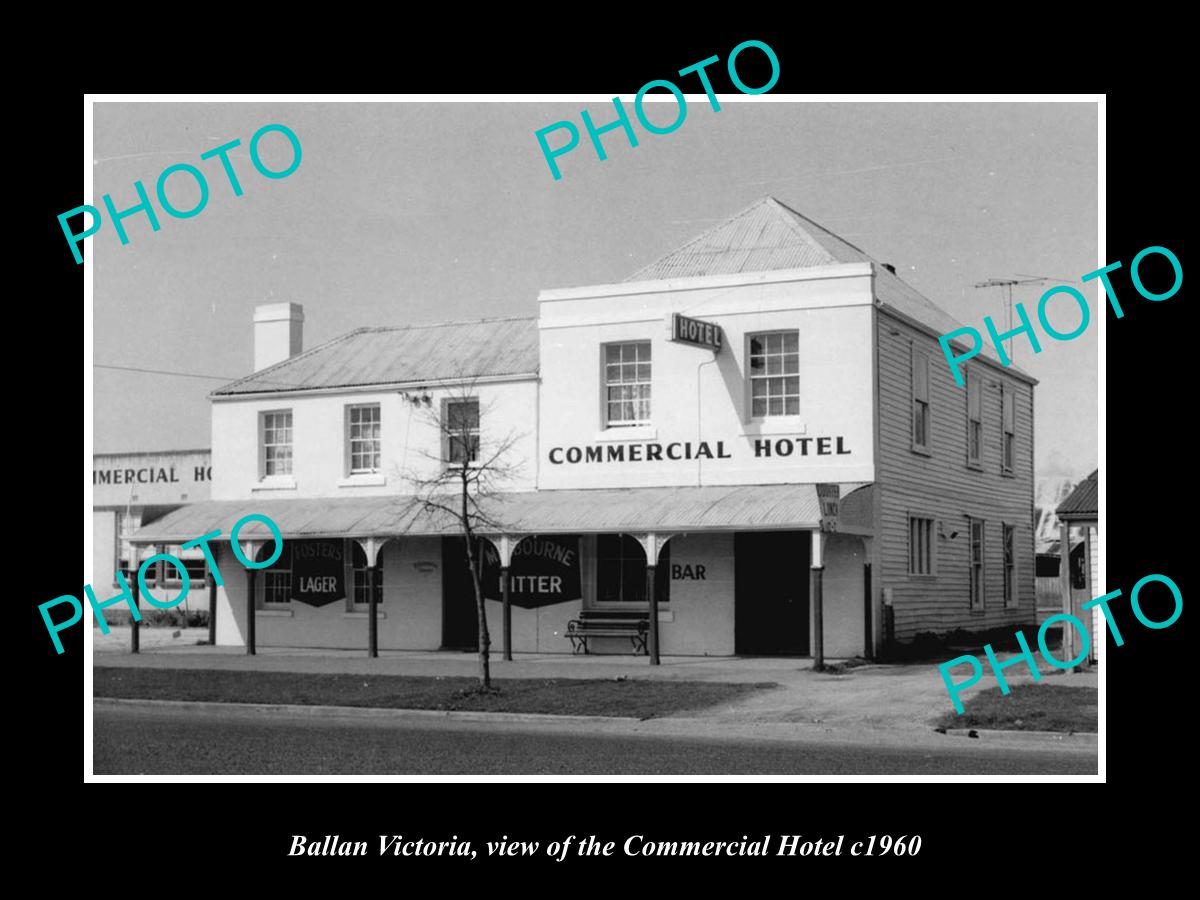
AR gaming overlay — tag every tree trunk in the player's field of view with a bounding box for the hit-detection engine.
[462,473,491,690]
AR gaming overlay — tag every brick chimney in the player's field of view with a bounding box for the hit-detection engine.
[253,302,304,371]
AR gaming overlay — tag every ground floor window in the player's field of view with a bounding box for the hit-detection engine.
[596,534,669,605]
[257,542,293,608]
[351,543,384,609]
[908,516,935,575]
[969,518,985,610]
[1003,524,1016,608]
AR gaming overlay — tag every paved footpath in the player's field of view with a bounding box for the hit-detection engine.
[93,627,1099,740]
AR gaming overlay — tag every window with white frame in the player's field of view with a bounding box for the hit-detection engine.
[1001,385,1016,474]
[908,516,935,576]
[159,548,208,585]
[347,404,381,474]
[257,542,292,607]
[969,518,985,610]
[261,410,293,477]
[604,342,652,426]
[350,542,383,609]
[966,367,982,467]
[748,331,799,417]
[445,399,480,465]
[596,534,670,605]
[912,348,931,452]
[1003,524,1016,608]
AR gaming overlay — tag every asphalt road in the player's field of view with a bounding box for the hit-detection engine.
[93,704,1097,775]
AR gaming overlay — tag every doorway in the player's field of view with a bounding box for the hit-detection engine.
[735,531,810,655]
[441,537,480,650]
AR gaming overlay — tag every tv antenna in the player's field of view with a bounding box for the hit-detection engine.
[972,274,1073,364]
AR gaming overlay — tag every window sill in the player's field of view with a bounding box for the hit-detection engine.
[1000,469,1015,478]
[344,610,387,619]
[337,473,387,488]
[442,460,482,471]
[966,461,983,472]
[594,426,656,442]
[740,418,806,437]
[257,608,293,617]
[910,446,932,457]
[253,477,297,492]
[968,607,986,615]
[907,573,938,580]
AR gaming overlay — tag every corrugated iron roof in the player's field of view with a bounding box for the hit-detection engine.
[623,196,1033,381]
[212,317,538,396]
[1056,469,1098,520]
[129,483,865,544]
[625,197,871,281]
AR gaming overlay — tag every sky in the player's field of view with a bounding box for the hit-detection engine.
[92,100,1098,479]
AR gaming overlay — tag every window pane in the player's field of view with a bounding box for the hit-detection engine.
[752,398,766,417]
[784,396,799,415]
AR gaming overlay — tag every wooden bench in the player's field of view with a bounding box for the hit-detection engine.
[566,610,649,655]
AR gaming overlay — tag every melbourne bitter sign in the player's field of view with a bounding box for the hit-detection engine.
[481,535,582,608]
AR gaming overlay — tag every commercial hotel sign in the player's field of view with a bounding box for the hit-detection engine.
[548,436,852,465]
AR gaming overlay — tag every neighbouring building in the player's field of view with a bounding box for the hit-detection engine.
[92,449,213,618]
[130,198,1038,659]
[1055,469,1099,665]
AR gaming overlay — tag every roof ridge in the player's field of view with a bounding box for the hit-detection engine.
[624,197,776,283]
[363,315,537,333]
[768,197,875,261]
[760,197,843,264]
[210,327,371,396]
[95,448,211,457]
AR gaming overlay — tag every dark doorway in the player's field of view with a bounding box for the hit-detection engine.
[441,537,480,650]
[735,531,810,655]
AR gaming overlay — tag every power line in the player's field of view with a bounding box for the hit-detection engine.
[95,363,237,381]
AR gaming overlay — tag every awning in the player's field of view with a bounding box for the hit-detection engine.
[130,482,872,544]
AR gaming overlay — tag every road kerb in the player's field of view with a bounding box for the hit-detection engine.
[93,696,641,726]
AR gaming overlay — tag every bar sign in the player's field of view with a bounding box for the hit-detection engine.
[671,313,723,352]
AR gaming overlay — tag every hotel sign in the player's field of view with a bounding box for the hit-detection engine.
[671,313,723,352]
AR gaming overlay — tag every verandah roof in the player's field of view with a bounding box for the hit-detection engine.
[130,483,870,545]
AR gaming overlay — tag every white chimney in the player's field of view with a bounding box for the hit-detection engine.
[254,302,304,371]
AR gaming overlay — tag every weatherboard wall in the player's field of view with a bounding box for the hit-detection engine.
[874,310,1036,643]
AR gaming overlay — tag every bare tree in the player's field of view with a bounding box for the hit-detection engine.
[398,377,524,691]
